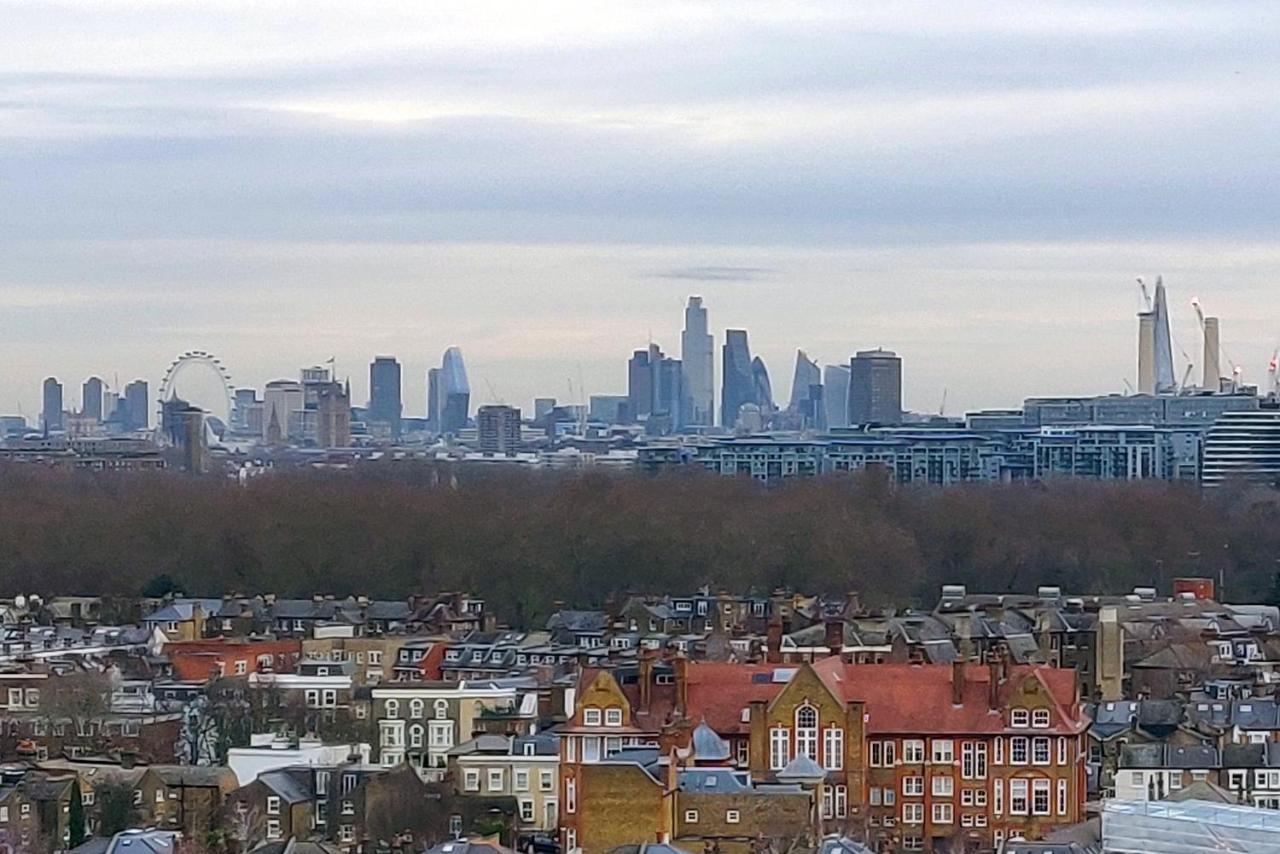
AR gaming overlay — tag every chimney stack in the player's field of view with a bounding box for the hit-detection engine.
[638,648,655,713]
[1204,316,1222,390]
[766,613,783,664]
[987,651,1003,710]
[673,653,690,719]
[952,658,966,706]
[825,618,844,660]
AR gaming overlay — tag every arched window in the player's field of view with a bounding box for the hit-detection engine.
[409,725,424,748]
[385,699,399,718]
[434,699,449,720]
[410,699,424,719]
[795,704,818,760]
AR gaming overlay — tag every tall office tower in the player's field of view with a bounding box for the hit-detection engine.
[1201,407,1280,487]
[721,329,755,428]
[654,354,684,433]
[680,296,714,427]
[823,364,850,429]
[1203,316,1222,391]
[41,377,64,433]
[751,357,774,413]
[478,404,522,455]
[263,379,304,442]
[124,380,149,431]
[82,376,105,422]
[232,388,260,434]
[627,346,656,420]
[788,350,821,410]
[848,348,903,426]
[1138,277,1176,394]
[316,381,352,448]
[368,356,403,439]
[429,346,471,435]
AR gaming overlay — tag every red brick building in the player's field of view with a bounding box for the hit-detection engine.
[165,638,301,682]
[563,652,1087,854]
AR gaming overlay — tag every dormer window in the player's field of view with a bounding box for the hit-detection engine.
[1011,708,1030,728]
[1032,709,1051,728]
[583,707,602,726]
[605,708,623,727]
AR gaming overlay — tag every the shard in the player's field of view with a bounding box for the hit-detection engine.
[1137,277,1176,394]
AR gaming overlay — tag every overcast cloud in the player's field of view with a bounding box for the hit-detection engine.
[2,1,1278,418]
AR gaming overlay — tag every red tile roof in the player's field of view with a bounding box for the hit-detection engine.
[683,660,1086,736]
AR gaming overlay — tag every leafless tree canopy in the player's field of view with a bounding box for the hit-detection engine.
[2,464,1278,623]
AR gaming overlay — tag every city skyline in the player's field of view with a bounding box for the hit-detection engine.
[9,274,1268,430]
[3,4,1279,423]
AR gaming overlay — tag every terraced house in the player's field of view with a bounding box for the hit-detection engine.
[370,682,528,777]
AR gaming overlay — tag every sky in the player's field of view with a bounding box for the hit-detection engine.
[3,1,1279,421]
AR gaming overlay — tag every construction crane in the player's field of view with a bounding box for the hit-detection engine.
[1136,277,1152,310]
[482,376,504,405]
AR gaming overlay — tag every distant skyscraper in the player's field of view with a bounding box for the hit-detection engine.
[721,330,755,428]
[628,343,683,433]
[429,347,470,435]
[478,404,522,455]
[1138,277,1176,394]
[628,347,656,421]
[848,348,903,426]
[368,356,403,438]
[788,351,823,430]
[41,377,64,433]
[124,380,149,431]
[681,296,714,427]
[823,364,850,429]
[788,351,821,409]
[82,376,105,422]
[233,388,261,435]
[654,353,684,433]
[751,357,774,415]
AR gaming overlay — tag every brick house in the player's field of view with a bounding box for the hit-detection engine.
[565,653,1087,854]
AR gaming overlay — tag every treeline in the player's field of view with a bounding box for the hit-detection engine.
[2,463,1279,626]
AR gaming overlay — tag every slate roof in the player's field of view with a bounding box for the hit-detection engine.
[544,611,608,632]
[258,769,313,804]
[690,722,731,762]
[1231,699,1280,730]
[678,769,750,793]
[1119,743,1219,769]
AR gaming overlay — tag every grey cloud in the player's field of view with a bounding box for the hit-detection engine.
[648,266,775,282]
